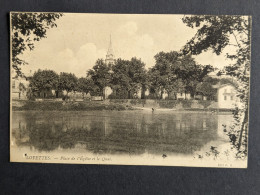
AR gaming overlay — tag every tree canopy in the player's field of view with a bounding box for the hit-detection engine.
[58,72,78,93]
[110,57,147,99]
[30,69,59,93]
[11,12,63,76]
[182,15,251,157]
[148,51,213,99]
[87,59,111,96]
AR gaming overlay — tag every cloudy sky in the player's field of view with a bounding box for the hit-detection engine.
[20,13,234,77]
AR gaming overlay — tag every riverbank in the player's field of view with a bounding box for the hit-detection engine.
[12,100,134,111]
[12,100,234,112]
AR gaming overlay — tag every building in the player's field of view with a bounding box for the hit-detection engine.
[11,69,32,100]
[105,35,115,66]
[217,84,240,109]
[103,35,114,99]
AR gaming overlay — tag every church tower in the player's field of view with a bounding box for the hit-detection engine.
[105,35,115,66]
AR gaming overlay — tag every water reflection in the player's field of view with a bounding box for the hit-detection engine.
[12,111,232,156]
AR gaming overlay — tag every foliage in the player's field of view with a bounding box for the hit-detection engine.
[77,77,97,97]
[219,78,237,87]
[29,69,59,94]
[87,59,111,96]
[148,51,213,99]
[11,12,63,76]
[196,76,218,99]
[182,15,251,157]
[58,72,78,93]
[110,57,147,99]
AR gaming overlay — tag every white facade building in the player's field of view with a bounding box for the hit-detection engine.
[103,86,113,99]
[11,70,32,100]
[217,84,241,109]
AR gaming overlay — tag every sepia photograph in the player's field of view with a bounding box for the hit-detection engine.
[10,12,251,168]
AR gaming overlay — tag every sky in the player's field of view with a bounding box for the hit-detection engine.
[19,13,235,77]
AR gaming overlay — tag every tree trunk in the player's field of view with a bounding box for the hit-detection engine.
[141,85,145,99]
[55,91,59,98]
[128,90,131,99]
[238,106,249,150]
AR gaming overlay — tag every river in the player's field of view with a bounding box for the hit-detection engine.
[11,110,233,158]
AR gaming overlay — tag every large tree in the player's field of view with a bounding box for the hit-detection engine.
[182,15,251,157]
[87,59,111,97]
[77,77,97,98]
[30,69,59,97]
[111,57,147,99]
[196,76,219,100]
[11,12,63,76]
[153,51,180,98]
[177,54,213,98]
[149,51,213,99]
[58,72,78,94]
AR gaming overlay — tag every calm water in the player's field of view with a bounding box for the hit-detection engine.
[12,110,233,156]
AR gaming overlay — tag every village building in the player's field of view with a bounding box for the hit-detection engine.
[217,83,241,109]
[176,92,191,100]
[105,35,115,66]
[103,35,114,100]
[160,91,192,100]
[11,69,32,100]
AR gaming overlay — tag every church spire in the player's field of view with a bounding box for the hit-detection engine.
[105,34,115,65]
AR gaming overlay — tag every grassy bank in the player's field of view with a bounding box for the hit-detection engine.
[12,99,232,112]
[13,101,133,111]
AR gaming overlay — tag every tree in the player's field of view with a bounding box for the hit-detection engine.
[154,51,179,98]
[111,57,147,99]
[77,77,96,98]
[58,72,78,95]
[196,76,218,100]
[11,12,63,76]
[110,59,131,99]
[177,54,213,98]
[182,15,251,157]
[147,68,164,99]
[149,51,213,99]
[87,59,111,97]
[127,57,147,98]
[30,70,59,97]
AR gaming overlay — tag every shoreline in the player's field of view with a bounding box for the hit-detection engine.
[11,99,235,113]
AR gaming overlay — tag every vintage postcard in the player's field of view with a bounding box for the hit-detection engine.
[10,13,250,168]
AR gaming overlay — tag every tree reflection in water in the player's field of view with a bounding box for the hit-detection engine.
[12,111,223,156]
